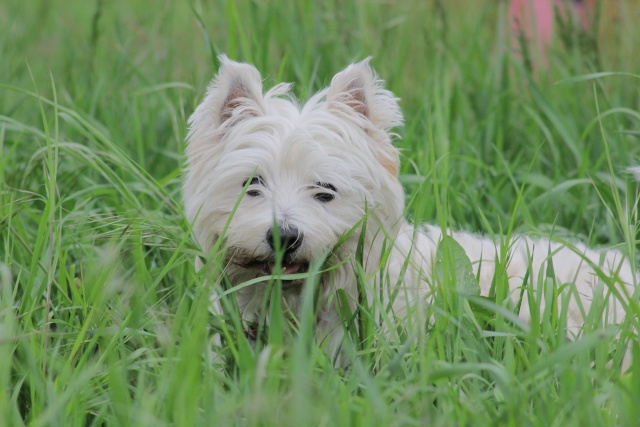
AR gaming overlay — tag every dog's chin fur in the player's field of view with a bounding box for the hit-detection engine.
[184,56,637,363]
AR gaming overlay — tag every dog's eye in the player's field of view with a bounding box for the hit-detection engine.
[314,193,335,203]
[314,182,336,203]
[243,176,264,187]
[243,176,264,197]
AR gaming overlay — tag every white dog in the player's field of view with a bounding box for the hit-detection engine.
[184,56,636,359]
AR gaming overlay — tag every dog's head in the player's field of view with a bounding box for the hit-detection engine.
[184,56,405,301]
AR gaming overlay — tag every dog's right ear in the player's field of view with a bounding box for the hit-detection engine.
[189,55,264,136]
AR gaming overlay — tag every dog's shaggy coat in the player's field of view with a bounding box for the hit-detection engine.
[184,56,636,357]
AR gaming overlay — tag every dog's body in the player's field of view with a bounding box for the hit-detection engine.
[184,57,636,358]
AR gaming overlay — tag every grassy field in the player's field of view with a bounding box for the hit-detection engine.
[2,0,640,425]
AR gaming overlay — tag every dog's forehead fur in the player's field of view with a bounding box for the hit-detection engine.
[213,109,389,190]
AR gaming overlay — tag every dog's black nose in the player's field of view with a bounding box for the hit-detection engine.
[267,225,303,256]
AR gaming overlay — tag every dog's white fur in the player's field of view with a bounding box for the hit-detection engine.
[184,56,636,358]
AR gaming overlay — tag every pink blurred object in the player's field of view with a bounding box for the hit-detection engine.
[510,0,594,58]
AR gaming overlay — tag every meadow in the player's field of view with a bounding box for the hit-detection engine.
[1,0,640,425]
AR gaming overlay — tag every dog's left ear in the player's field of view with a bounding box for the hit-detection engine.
[327,58,403,133]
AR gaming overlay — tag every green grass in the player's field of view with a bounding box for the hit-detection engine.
[1,0,640,425]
